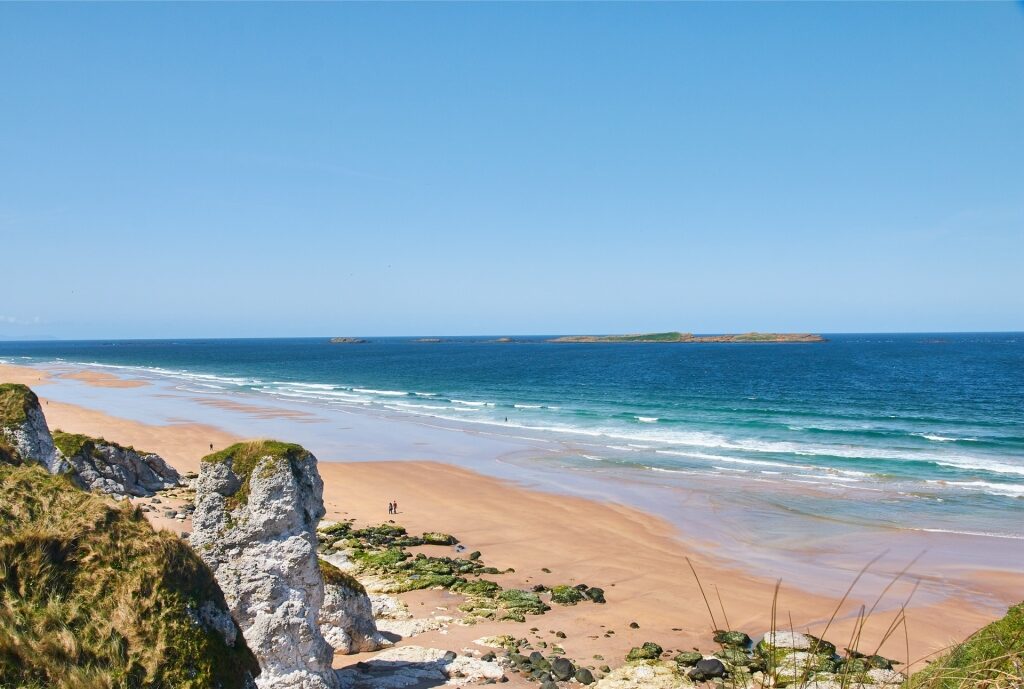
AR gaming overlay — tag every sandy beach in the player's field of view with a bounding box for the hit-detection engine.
[1,361,1018,672]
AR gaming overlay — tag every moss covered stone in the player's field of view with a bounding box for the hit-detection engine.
[421,531,458,545]
[550,584,586,605]
[626,642,664,661]
[0,462,259,688]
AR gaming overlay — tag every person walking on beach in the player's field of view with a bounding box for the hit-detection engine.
[392,500,398,514]
[388,502,393,515]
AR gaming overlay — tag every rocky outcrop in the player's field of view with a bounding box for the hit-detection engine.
[0,383,67,473]
[190,440,341,689]
[317,560,388,653]
[52,430,180,498]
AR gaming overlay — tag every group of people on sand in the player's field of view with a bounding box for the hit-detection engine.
[387,500,399,515]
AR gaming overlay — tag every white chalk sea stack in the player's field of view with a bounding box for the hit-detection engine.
[191,440,341,689]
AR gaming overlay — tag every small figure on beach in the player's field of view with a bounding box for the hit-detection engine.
[209,443,213,451]
[388,502,394,515]
[393,500,398,514]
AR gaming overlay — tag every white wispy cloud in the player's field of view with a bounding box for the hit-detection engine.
[0,315,42,325]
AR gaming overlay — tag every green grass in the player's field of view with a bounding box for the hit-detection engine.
[607,331,691,342]
[52,430,149,460]
[909,602,1024,689]
[0,383,37,429]
[201,440,307,509]
[318,559,366,594]
[0,462,259,689]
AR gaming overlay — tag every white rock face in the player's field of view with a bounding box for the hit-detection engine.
[375,615,453,639]
[759,631,812,650]
[190,443,340,689]
[594,660,689,689]
[369,593,412,621]
[336,646,504,689]
[0,387,66,474]
[62,438,180,497]
[319,580,389,654]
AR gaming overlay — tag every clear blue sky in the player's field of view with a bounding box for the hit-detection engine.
[2,3,1022,339]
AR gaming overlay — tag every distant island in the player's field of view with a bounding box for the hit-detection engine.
[548,331,825,343]
[328,337,367,344]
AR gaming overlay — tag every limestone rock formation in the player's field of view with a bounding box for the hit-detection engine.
[190,440,341,689]
[317,559,388,653]
[52,430,180,498]
[0,383,67,473]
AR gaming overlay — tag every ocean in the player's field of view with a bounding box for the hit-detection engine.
[2,333,1023,553]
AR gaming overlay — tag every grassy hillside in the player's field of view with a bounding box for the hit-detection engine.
[0,462,259,688]
[910,602,1023,688]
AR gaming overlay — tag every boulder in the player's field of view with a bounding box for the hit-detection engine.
[52,430,180,497]
[674,651,704,667]
[191,440,340,689]
[593,660,689,689]
[714,630,752,648]
[575,667,596,684]
[625,642,663,661]
[318,560,388,653]
[551,657,575,681]
[688,658,727,681]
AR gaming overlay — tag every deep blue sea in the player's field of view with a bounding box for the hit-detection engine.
[3,333,1023,542]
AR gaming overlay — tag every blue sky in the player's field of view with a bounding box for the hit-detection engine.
[1,3,1022,339]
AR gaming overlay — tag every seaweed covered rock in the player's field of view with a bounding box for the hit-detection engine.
[191,441,339,689]
[317,559,388,654]
[0,383,66,473]
[52,429,180,498]
[0,462,259,688]
[625,642,664,661]
[550,584,586,605]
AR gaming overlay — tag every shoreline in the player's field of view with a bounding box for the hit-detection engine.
[2,361,1019,669]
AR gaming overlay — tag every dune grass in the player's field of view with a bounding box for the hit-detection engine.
[0,383,37,431]
[908,602,1023,689]
[0,462,259,689]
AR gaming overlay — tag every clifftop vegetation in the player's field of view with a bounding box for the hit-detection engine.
[0,462,259,688]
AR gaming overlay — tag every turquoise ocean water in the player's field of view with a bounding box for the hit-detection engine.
[2,334,1022,549]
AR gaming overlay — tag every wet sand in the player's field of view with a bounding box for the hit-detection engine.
[1,361,1018,669]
